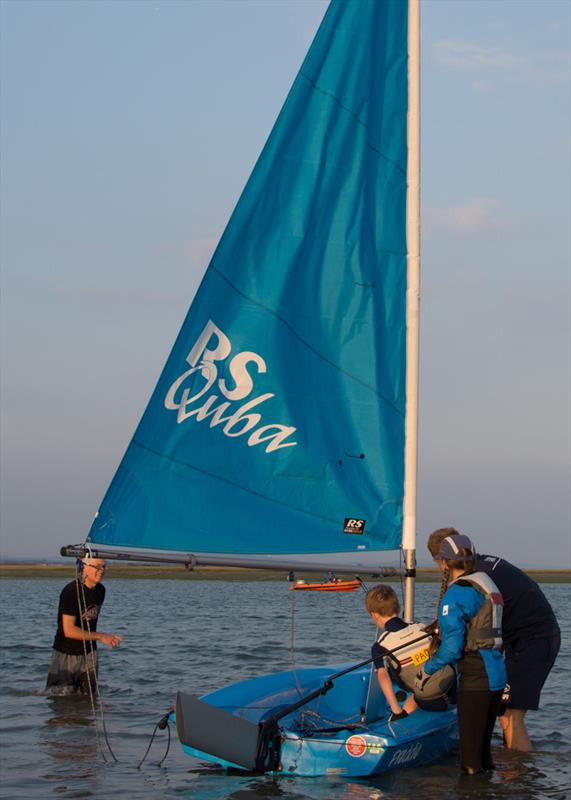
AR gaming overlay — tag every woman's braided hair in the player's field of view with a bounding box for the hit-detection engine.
[435,563,451,615]
[435,547,475,617]
[430,538,475,653]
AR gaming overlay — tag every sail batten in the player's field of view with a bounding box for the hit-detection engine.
[86,0,412,562]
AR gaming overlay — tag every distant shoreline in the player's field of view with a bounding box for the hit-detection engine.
[1,563,569,582]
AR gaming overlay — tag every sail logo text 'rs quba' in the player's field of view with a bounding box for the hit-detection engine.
[164,320,298,453]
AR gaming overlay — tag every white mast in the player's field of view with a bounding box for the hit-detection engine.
[403,0,420,622]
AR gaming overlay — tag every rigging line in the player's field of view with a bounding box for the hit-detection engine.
[77,570,119,762]
[287,723,369,736]
[75,566,108,764]
[76,563,119,763]
[289,588,304,700]
[288,589,320,731]
[210,265,405,419]
[89,667,119,763]
[301,708,362,727]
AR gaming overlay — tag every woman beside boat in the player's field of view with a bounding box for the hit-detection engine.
[426,527,560,752]
[417,533,506,775]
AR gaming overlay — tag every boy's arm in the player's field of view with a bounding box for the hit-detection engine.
[377,666,403,715]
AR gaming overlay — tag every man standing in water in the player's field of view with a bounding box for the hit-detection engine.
[46,556,122,694]
[427,528,560,752]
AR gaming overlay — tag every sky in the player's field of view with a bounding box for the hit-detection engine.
[1,0,569,567]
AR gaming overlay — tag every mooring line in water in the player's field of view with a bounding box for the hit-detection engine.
[137,709,173,769]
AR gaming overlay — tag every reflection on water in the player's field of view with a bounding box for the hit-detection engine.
[0,580,569,800]
[37,697,99,793]
[45,696,97,727]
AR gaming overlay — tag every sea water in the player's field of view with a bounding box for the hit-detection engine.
[0,579,569,800]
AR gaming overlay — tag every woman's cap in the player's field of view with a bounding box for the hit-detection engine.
[438,534,475,560]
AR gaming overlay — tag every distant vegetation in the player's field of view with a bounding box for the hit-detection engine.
[0,564,569,582]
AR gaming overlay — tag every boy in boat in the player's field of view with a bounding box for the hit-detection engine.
[365,584,455,721]
[46,556,123,694]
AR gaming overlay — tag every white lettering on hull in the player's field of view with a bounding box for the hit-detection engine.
[388,740,423,767]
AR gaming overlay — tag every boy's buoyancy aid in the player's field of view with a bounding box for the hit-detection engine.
[376,622,432,678]
[455,571,504,651]
[375,623,456,701]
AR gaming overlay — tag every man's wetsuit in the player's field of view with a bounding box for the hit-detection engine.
[476,554,560,710]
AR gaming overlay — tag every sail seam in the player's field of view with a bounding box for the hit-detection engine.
[130,438,400,533]
[299,70,407,177]
[132,438,339,525]
[211,265,405,418]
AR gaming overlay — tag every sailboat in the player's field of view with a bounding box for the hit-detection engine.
[62,0,458,777]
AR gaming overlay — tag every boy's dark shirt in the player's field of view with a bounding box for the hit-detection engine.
[53,580,106,656]
[476,554,559,644]
[371,616,408,667]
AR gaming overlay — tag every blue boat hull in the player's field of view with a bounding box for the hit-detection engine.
[178,664,457,777]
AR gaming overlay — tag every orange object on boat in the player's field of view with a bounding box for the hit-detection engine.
[291,578,362,592]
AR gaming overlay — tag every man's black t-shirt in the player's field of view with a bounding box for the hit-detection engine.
[476,554,559,644]
[52,580,106,655]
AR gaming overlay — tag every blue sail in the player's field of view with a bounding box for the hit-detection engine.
[88,0,410,567]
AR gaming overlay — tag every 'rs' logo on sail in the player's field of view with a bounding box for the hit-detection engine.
[164,320,298,453]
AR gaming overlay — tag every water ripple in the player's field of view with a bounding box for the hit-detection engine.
[0,579,568,800]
